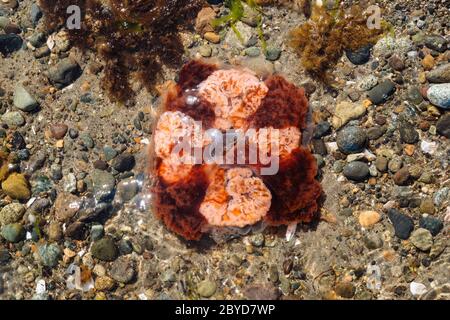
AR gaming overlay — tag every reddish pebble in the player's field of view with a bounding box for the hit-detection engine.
[50,124,68,139]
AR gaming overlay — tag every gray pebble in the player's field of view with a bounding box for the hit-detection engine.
[13,85,38,112]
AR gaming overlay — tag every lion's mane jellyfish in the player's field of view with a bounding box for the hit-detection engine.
[151,60,322,240]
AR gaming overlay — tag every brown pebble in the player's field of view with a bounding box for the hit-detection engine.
[389,55,405,71]
[404,144,415,156]
[335,281,356,298]
[418,120,430,131]
[93,160,108,170]
[422,54,435,70]
[374,115,387,126]
[50,124,68,139]
[4,23,21,34]
[393,167,410,186]
[204,32,220,44]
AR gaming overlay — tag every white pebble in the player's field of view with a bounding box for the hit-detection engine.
[420,140,438,155]
[410,282,427,296]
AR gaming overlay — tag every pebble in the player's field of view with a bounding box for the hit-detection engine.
[368,80,396,105]
[332,102,366,129]
[405,145,416,156]
[411,170,434,184]
[335,281,356,298]
[426,63,450,83]
[430,238,447,259]
[1,223,25,243]
[367,126,386,140]
[30,3,43,26]
[63,173,77,193]
[47,58,82,89]
[243,284,279,300]
[358,75,378,91]
[407,87,423,105]
[0,34,22,55]
[197,279,217,298]
[345,45,371,65]
[239,56,274,78]
[244,46,260,57]
[387,209,414,240]
[112,153,135,172]
[1,173,31,200]
[13,85,38,112]
[65,221,87,240]
[90,224,104,241]
[118,238,133,255]
[109,257,136,284]
[375,157,388,172]
[37,243,62,268]
[28,32,45,48]
[103,146,118,161]
[436,113,450,138]
[419,198,435,214]
[373,36,412,58]
[313,121,331,138]
[95,276,115,291]
[195,7,215,35]
[427,84,450,109]
[250,233,265,247]
[399,121,419,144]
[369,164,378,177]
[47,222,62,241]
[393,167,410,186]
[68,128,78,139]
[91,169,116,202]
[0,248,11,266]
[363,233,383,249]
[410,282,427,296]
[80,133,95,148]
[410,228,433,251]
[337,126,367,154]
[50,124,68,139]
[116,178,139,202]
[419,216,443,236]
[0,203,25,227]
[434,187,449,207]
[312,139,327,156]
[34,46,50,58]
[389,55,405,71]
[204,32,220,44]
[422,54,435,70]
[333,160,345,173]
[358,211,381,228]
[424,35,447,53]
[0,17,9,29]
[420,140,437,155]
[388,157,403,173]
[91,237,118,262]
[199,45,212,57]
[2,111,25,127]
[343,161,369,182]
[265,47,281,61]
[55,192,80,221]
[93,160,108,170]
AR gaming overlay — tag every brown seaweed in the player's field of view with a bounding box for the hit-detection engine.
[39,0,206,103]
[289,4,384,82]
